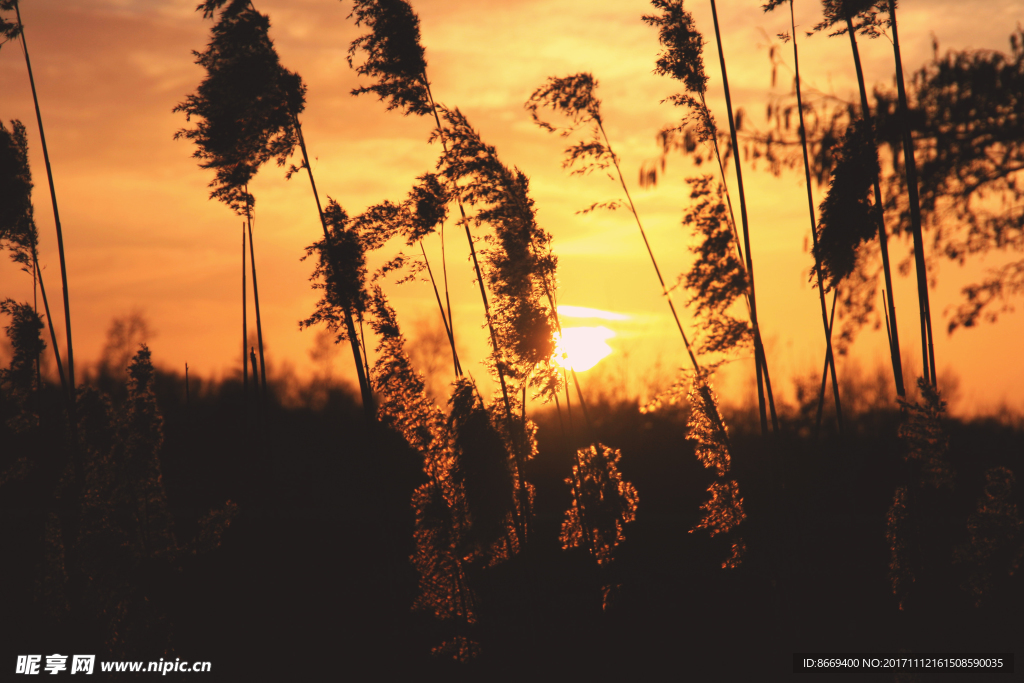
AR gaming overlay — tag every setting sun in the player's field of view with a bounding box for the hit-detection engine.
[554,326,616,372]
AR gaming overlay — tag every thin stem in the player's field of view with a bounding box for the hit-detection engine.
[16,0,75,415]
[419,72,526,545]
[33,249,67,402]
[293,116,376,419]
[245,199,267,404]
[419,238,462,376]
[844,7,906,398]
[790,0,843,434]
[814,289,839,439]
[440,221,455,366]
[709,0,776,435]
[33,259,40,399]
[249,347,261,420]
[888,0,936,387]
[242,221,248,403]
[357,310,372,392]
[594,117,728,447]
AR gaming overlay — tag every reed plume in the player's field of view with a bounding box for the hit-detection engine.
[1,0,77,406]
[0,299,44,426]
[686,372,746,569]
[347,0,431,115]
[433,107,558,398]
[301,201,370,350]
[814,119,882,288]
[886,377,953,609]
[365,288,479,657]
[354,173,462,375]
[560,443,639,608]
[174,5,303,213]
[897,377,953,491]
[681,175,751,356]
[814,0,905,397]
[0,119,68,403]
[174,3,304,413]
[956,467,1024,607]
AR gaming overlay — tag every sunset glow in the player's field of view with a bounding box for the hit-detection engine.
[554,326,616,372]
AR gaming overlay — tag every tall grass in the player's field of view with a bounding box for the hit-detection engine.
[242,222,248,403]
[4,1,76,410]
[0,119,68,403]
[816,0,906,397]
[763,0,844,434]
[704,0,779,434]
[636,0,779,435]
[884,0,936,387]
[176,1,376,418]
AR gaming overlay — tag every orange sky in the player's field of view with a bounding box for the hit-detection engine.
[1,0,1022,416]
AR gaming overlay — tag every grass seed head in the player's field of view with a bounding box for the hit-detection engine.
[348,0,431,116]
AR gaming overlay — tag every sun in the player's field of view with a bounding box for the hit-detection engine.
[554,326,616,372]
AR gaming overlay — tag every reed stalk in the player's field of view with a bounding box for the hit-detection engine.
[419,238,462,376]
[242,221,248,402]
[707,0,778,435]
[14,0,75,414]
[839,1,906,398]
[245,198,267,403]
[886,0,936,387]
[766,0,844,433]
[292,117,376,419]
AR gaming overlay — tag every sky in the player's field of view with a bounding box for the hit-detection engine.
[1,0,1022,416]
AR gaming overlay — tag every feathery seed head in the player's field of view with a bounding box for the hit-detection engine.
[687,370,731,476]
[436,107,559,393]
[897,377,953,490]
[0,299,44,399]
[692,479,746,537]
[0,2,21,43]
[301,200,371,339]
[347,0,431,116]
[643,0,708,96]
[408,173,448,241]
[446,377,518,554]
[0,120,39,267]
[526,73,602,131]
[174,5,306,214]
[815,0,890,37]
[560,443,639,570]
[814,119,881,289]
[367,286,446,462]
[682,175,751,356]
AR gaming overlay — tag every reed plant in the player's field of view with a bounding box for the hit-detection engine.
[350,173,462,377]
[883,0,937,387]
[0,1,77,410]
[0,120,68,403]
[763,0,844,434]
[588,0,779,434]
[875,29,1024,337]
[348,0,579,549]
[814,0,906,397]
[176,1,375,417]
[955,467,1024,608]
